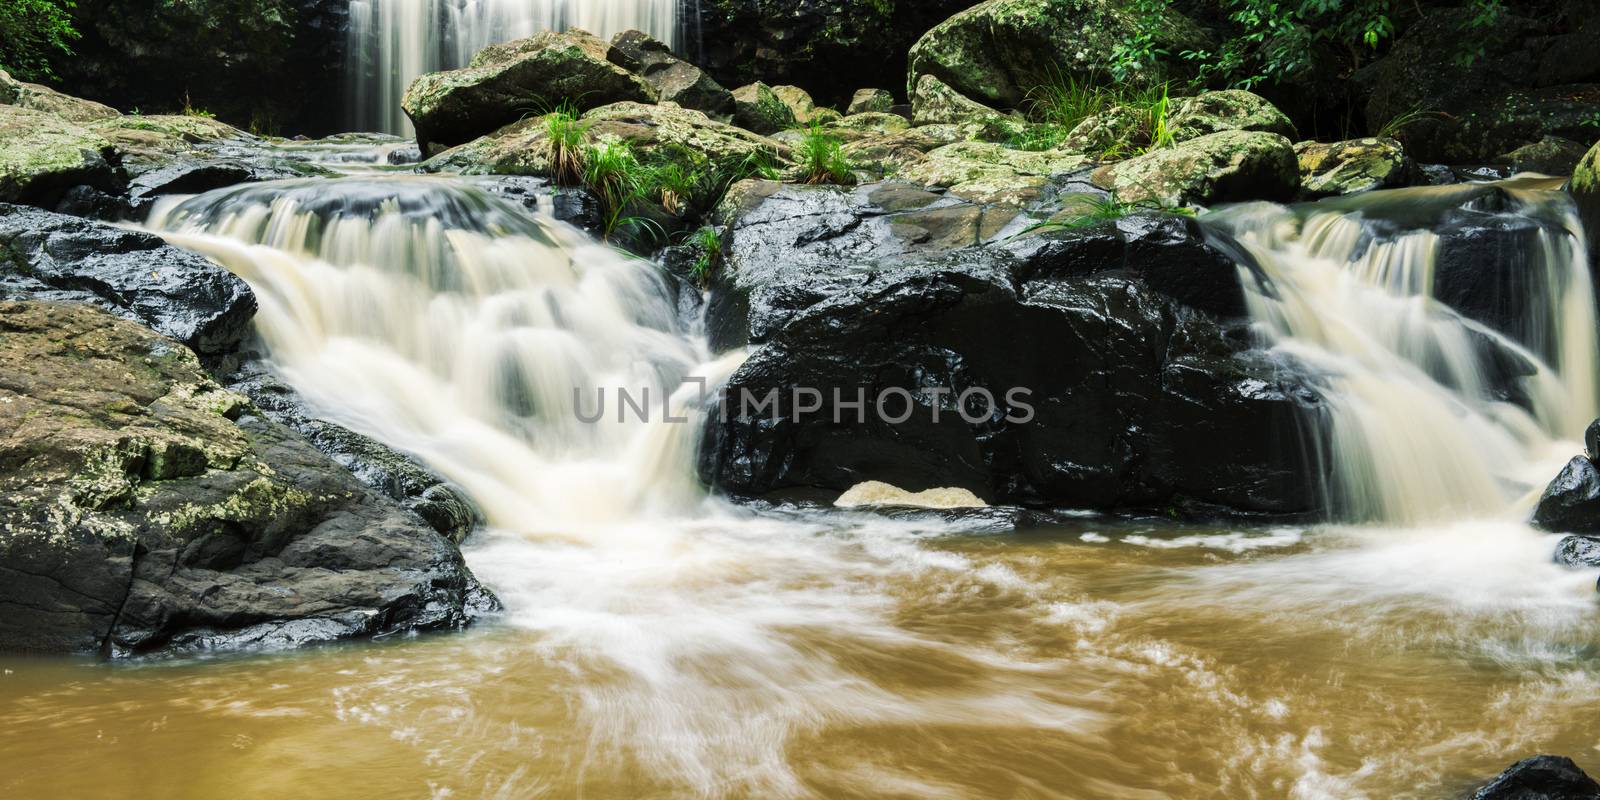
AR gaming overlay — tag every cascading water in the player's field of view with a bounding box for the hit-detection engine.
[1202,176,1600,524]
[9,171,1590,798]
[345,0,680,135]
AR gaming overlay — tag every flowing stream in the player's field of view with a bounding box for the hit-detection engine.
[2,171,1600,798]
[346,0,681,135]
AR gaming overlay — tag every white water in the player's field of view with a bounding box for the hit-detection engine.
[120,173,1600,797]
[1204,178,1600,524]
[346,0,680,135]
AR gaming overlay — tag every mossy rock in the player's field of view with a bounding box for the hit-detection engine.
[1093,129,1299,208]
[1571,138,1600,256]
[1168,90,1296,143]
[901,141,1086,206]
[847,88,896,115]
[731,82,799,135]
[402,29,655,153]
[910,74,1017,138]
[0,106,125,206]
[1062,106,1150,158]
[907,0,1209,109]
[1296,137,1411,198]
[1499,136,1592,175]
[0,72,120,124]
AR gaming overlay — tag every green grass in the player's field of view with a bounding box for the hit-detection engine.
[544,100,589,186]
[795,122,855,185]
[1008,69,1179,158]
[686,226,723,283]
[1375,104,1444,140]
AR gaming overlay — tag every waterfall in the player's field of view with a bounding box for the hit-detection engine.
[145,175,719,531]
[345,0,681,136]
[1203,176,1600,524]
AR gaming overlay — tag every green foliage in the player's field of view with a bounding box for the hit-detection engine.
[543,101,589,186]
[181,92,216,119]
[1007,68,1111,151]
[582,138,643,240]
[1374,104,1442,139]
[1031,195,1142,232]
[0,0,78,82]
[755,90,797,131]
[685,226,723,284]
[1163,0,1397,91]
[795,122,855,185]
[1452,0,1504,67]
[1107,0,1172,82]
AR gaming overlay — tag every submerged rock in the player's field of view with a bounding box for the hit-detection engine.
[1471,755,1600,800]
[0,302,496,656]
[403,29,655,153]
[1296,138,1411,198]
[1093,130,1300,208]
[835,481,988,510]
[0,204,254,354]
[0,105,124,207]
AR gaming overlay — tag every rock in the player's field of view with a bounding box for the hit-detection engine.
[900,141,1087,206]
[1168,90,1297,143]
[0,301,497,656]
[1586,419,1600,463]
[1554,536,1600,568]
[1574,139,1600,255]
[830,113,912,137]
[1367,7,1600,163]
[1534,456,1600,534]
[687,0,976,109]
[0,106,125,207]
[840,125,973,177]
[0,73,121,123]
[1296,137,1411,197]
[906,0,1207,109]
[835,481,988,509]
[227,363,481,544]
[402,29,655,153]
[607,30,734,119]
[1471,756,1600,800]
[1499,136,1592,175]
[848,89,896,116]
[732,82,801,135]
[910,74,1015,133]
[0,204,254,354]
[700,262,1322,517]
[1062,106,1152,159]
[700,179,1321,517]
[425,101,788,181]
[1093,130,1300,208]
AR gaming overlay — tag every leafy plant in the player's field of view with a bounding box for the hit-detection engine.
[0,0,77,82]
[1170,0,1397,91]
[795,122,855,186]
[181,93,216,119]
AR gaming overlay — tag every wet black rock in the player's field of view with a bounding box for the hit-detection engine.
[228,362,483,544]
[0,302,497,657]
[1553,536,1600,568]
[1471,755,1600,800]
[0,203,255,354]
[608,30,734,119]
[700,182,1326,518]
[1533,456,1600,535]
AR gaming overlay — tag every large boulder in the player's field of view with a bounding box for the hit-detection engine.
[0,204,255,354]
[687,0,979,108]
[906,0,1207,110]
[1572,138,1600,254]
[1500,136,1592,175]
[402,30,655,153]
[701,181,1323,517]
[1471,756,1600,800]
[0,301,496,656]
[848,88,896,116]
[1367,7,1600,163]
[0,106,125,207]
[1296,137,1412,198]
[1093,130,1300,208]
[606,30,734,119]
[909,74,1015,134]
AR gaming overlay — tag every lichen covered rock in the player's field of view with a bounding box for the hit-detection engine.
[0,301,496,656]
[402,29,655,153]
[0,71,120,124]
[901,141,1086,206]
[910,73,1015,134]
[1168,90,1297,143]
[607,30,734,119]
[0,106,124,206]
[848,88,896,115]
[1296,137,1411,197]
[1093,130,1300,208]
